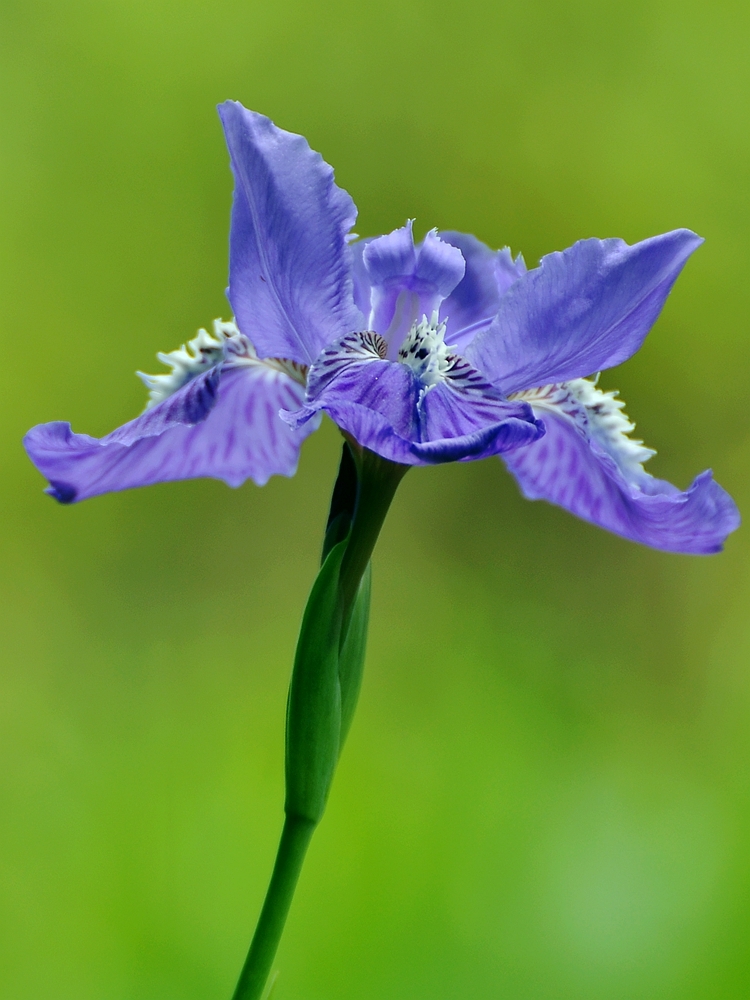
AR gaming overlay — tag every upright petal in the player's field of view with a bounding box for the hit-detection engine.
[363,222,417,291]
[219,102,362,365]
[414,229,467,297]
[284,332,543,466]
[362,223,466,355]
[349,238,375,320]
[438,232,526,351]
[24,364,315,502]
[503,380,740,553]
[468,230,703,395]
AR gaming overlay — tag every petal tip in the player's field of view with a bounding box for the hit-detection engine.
[45,480,77,504]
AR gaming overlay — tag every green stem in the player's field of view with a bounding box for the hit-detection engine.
[230,446,408,1000]
[231,815,316,1000]
[338,446,408,621]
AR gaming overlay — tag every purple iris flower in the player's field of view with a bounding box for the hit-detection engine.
[24,101,739,554]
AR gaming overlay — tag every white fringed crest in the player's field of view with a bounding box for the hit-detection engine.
[138,319,306,411]
[513,376,655,481]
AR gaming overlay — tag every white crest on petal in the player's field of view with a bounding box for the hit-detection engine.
[512,376,655,482]
[398,311,456,387]
[138,318,306,411]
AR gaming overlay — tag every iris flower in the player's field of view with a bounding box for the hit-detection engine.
[25,101,739,554]
[23,103,742,1000]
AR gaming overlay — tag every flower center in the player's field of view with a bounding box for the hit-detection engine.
[397,311,454,387]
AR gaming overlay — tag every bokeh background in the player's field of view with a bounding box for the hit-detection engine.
[2,0,750,997]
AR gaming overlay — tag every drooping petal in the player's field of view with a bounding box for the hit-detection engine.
[438,232,526,351]
[24,365,315,503]
[414,357,544,462]
[502,380,740,553]
[361,223,466,355]
[286,331,419,456]
[468,230,703,395]
[283,332,543,465]
[219,102,362,366]
[123,366,222,439]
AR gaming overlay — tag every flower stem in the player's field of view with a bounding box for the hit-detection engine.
[338,445,408,621]
[230,815,316,1000]
[230,445,408,1000]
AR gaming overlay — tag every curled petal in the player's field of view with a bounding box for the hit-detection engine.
[117,366,221,441]
[503,382,740,553]
[468,230,703,394]
[24,365,315,503]
[438,232,526,351]
[219,102,362,365]
[362,223,417,288]
[414,229,467,296]
[284,332,543,466]
[361,223,466,353]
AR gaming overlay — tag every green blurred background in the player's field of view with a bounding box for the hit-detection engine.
[2,0,750,996]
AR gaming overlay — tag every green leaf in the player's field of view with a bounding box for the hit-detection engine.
[284,539,346,824]
[285,447,402,825]
[338,563,371,752]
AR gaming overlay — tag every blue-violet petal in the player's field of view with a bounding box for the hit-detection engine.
[219,101,362,366]
[503,380,740,553]
[438,231,526,351]
[284,331,544,466]
[468,229,703,394]
[361,223,466,354]
[24,365,314,502]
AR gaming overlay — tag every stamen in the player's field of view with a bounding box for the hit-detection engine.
[398,311,455,387]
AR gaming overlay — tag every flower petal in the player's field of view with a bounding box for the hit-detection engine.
[349,238,375,320]
[414,229,467,296]
[24,365,315,503]
[502,382,740,553]
[289,332,419,454]
[219,101,362,366]
[284,332,543,465]
[361,223,466,354]
[438,232,526,351]
[467,230,703,394]
[362,222,417,290]
[415,359,544,462]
